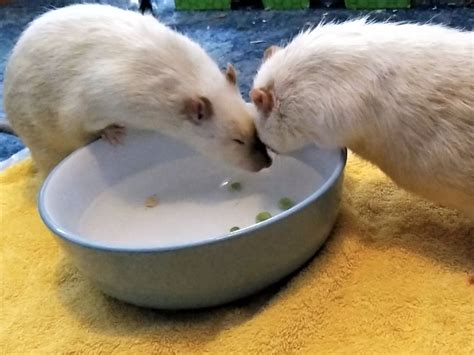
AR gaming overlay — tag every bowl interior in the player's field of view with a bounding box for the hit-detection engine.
[40,130,343,249]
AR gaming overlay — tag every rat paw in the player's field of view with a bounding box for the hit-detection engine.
[101,124,126,145]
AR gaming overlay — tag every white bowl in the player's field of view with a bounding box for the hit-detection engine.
[39,130,346,309]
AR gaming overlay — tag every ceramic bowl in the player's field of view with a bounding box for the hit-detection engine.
[39,130,346,309]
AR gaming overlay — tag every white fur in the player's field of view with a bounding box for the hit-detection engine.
[4,4,270,174]
[253,19,474,218]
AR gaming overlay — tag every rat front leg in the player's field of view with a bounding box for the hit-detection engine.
[101,124,126,145]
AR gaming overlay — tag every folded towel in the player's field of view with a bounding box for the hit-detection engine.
[1,155,472,353]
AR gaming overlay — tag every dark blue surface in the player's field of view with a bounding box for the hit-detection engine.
[0,0,472,161]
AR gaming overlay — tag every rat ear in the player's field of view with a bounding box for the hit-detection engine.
[183,96,213,125]
[263,45,281,62]
[225,63,237,86]
[250,88,273,116]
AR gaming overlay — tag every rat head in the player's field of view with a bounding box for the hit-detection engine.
[179,64,272,172]
[250,45,322,154]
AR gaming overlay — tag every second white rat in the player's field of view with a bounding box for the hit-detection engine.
[251,19,473,219]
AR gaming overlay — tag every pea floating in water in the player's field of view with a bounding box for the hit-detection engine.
[230,226,240,232]
[278,197,295,211]
[145,195,159,208]
[229,182,242,191]
[256,211,272,223]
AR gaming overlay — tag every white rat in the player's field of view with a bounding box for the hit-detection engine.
[251,19,474,219]
[4,4,271,175]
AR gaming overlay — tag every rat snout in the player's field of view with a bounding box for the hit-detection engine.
[252,134,273,169]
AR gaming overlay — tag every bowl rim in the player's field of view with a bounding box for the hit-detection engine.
[38,144,347,253]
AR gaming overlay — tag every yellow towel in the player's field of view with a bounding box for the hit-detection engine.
[1,155,473,353]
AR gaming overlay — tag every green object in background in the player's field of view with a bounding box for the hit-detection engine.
[229,182,242,192]
[278,197,295,211]
[344,0,409,8]
[230,226,240,232]
[262,0,309,9]
[175,0,230,10]
[256,211,272,223]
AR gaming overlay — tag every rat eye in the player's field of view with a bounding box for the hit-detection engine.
[233,139,245,145]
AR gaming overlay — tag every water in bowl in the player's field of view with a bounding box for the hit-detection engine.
[78,154,324,248]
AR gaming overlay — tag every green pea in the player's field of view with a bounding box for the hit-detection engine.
[230,226,240,232]
[229,182,242,191]
[256,211,272,223]
[278,197,295,211]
